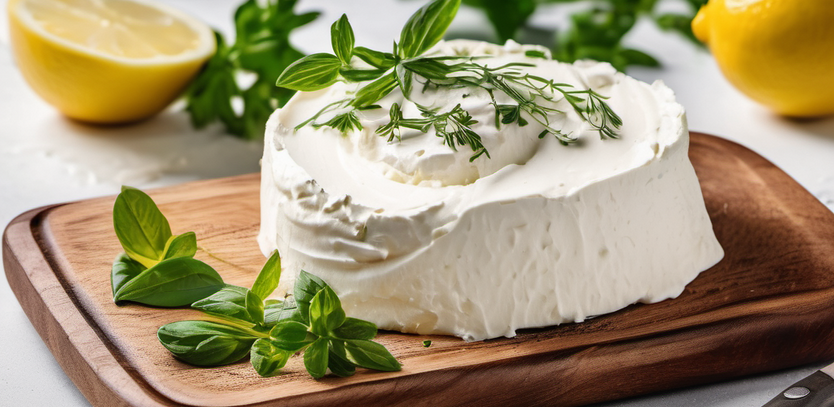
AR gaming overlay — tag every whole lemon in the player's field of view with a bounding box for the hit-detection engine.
[8,0,215,124]
[692,0,834,117]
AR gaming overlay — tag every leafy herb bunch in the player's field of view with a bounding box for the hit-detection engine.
[111,187,399,378]
[184,0,319,140]
[160,266,401,378]
[464,0,709,72]
[275,0,622,161]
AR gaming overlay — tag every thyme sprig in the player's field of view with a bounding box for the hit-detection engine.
[401,58,623,145]
[377,103,489,161]
[275,0,622,161]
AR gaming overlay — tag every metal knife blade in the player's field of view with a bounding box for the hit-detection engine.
[763,363,834,406]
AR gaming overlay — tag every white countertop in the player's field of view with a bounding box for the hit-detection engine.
[1,1,833,406]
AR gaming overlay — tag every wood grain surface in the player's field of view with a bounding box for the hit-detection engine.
[5,132,834,407]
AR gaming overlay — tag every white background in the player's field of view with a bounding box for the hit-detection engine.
[1,1,833,406]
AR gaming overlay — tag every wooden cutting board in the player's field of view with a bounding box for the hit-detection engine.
[5,132,834,407]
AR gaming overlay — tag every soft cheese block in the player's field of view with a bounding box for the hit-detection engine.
[259,40,724,341]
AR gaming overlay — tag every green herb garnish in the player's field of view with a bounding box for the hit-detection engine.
[111,187,224,307]
[183,0,319,140]
[423,340,432,348]
[275,0,622,161]
[113,256,224,307]
[110,187,400,378]
[159,266,401,378]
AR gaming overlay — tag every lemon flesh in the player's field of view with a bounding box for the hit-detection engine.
[693,0,834,117]
[8,0,215,123]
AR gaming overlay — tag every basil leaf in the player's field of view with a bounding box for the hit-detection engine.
[345,339,401,372]
[294,270,327,323]
[251,338,291,377]
[157,320,258,366]
[309,286,346,336]
[113,186,172,268]
[351,72,398,108]
[401,57,455,80]
[264,297,296,325]
[264,299,282,325]
[331,14,354,66]
[192,285,263,324]
[245,289,265,324]
[353,46,396,70]
[333,317,377,340]
[398,0,461,58]
[395,65,414,97]
[339,67,388,82]
[269,320,316,352]
[304,338,329,379]
[265,296,305,327]
[162,232,197,261]
[265,299,282,307]
[327,339,356,377]
[275,53,341,91]
[113,257,224,307]
[111,253,145,297]
[251,250,282,302]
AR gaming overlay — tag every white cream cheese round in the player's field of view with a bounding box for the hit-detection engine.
[259,40,724,341]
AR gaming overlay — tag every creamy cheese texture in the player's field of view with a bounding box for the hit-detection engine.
[259,40,724,341]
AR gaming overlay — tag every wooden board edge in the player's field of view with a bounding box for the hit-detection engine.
[130,289,834,407]
[2,206,176,407]
[6,133,834,406]
[277,291,834,407]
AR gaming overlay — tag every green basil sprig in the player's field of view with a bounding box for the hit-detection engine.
[111,187,224,307]
[110,187,400,378]
[292,271,401,377]
[158,266,401,379]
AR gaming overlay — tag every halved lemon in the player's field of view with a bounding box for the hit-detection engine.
[8,0,215,123]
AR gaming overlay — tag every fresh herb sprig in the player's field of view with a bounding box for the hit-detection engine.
[184,0,319,140]
[111,187,224,307]
[111,187,400,378]
[377,103,489,161]
[275,0,622,161]
[159,267,401,378]
[397,58,622,144]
